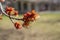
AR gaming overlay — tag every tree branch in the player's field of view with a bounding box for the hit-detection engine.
[0,2,23,21]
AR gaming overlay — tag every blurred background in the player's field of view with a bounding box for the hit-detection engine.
[3,0,60,13]
[0,0,60,40]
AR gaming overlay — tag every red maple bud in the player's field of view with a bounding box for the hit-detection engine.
[14,11,18,16]
[23,13,27,17]
[14,22,22,29]
[31,10,36,14]
[26,12,31,16]
[23,12,31,17]
[31,18,35,21]
[6,6,14,12]
[23,22,30,28]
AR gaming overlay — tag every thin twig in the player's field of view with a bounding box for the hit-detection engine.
[9,15,14,24]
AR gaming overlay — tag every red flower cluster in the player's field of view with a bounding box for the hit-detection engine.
[2,5,40,29]
[5,6,18,16]
[23,10,40,28]
[13,10,40,29]
[14,22,22,29]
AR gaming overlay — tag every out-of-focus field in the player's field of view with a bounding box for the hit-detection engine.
[0,12,60,40]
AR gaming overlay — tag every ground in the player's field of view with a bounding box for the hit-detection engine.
[0,12,60,40]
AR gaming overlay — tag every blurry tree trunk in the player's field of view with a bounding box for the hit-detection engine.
[35,3,39,12]
[13,2,18,10]
[28,2,31,11]
[21,1,24,13]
